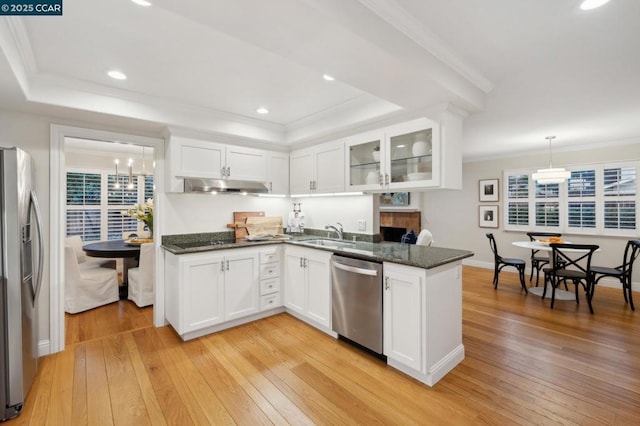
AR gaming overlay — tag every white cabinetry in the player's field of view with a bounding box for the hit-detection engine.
[266,151,289,195]
[290,140,345,195]
[383,261,464,386]
[283,246,333,332]
[259,247,282,310]
[346,116,461,191]
[164,248,264,340]
[167,136,268,192]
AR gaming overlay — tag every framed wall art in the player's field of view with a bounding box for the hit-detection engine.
[479,178,499,202]
[479,205,499,228]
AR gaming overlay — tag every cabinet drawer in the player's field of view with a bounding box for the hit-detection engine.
[260,278,280,295]
[260,262,280,280]
[260,292,282,311]
[260,250,280,264]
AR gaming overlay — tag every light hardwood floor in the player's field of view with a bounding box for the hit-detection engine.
[7,266,640,425]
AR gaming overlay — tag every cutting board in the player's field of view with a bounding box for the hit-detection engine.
[245,216,283,236]
[230,211,265,240]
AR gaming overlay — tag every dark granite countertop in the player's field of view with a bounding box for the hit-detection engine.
[162,233,474,270]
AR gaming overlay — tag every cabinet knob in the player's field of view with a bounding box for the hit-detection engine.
[385,276,390,290]
[227,166,231,177]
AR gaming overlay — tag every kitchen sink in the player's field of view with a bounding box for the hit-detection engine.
[299,239,356,249]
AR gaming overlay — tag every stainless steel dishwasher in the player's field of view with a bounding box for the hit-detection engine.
[331,254,383,354]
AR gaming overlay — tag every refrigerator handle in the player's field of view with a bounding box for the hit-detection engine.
[30,190,44,302]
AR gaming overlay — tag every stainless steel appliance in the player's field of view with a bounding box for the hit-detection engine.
[0,148,44,421]
[331,254,383,354]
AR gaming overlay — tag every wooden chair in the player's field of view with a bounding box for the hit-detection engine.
[542,243,599,313]
[526,232,562,287]
[590,240,640,311]
[486,233,527,293]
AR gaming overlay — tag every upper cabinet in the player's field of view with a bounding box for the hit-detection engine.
[267,151,289,195]
[290,140,345,195]
[346,115,462,191]
[167,136,271,192]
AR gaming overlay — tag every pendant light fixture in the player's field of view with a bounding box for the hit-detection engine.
[127,158,134,189]
[532,136,570,184]
[114,159,120,189]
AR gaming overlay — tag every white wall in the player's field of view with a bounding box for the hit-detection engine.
[0,107,164,350]
[421,141,640,286]
[291,194,376,235]
[163,194,291,234]
[162,193,376,236]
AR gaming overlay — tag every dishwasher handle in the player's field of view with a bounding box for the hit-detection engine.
[333,261,378,277]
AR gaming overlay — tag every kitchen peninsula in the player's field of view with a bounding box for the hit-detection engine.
[163,233,473,386]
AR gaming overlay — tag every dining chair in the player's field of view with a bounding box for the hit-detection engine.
[64,246,119,314]
[526,232,562,287]
[486,233,527,293]
[542,243,599,313]
[127,243,155,307]
[65,235,116,269]
[416,229,434,246]
[590,240,640,311]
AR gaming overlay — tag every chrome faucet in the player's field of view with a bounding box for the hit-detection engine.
[325,222,343,240]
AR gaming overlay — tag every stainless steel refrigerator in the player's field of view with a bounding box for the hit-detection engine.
[0,147,44,421]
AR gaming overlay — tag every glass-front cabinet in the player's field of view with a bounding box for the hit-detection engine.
[346,117,440,191]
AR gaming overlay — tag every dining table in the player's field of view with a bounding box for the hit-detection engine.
[512,240,578,300]
[83,239,142,299]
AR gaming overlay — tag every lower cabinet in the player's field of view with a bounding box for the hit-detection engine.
[383,261,464,386]
[165,247,265,339]
[283,246,332,330]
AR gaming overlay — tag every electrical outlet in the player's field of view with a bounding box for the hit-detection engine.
[357,219,366,231]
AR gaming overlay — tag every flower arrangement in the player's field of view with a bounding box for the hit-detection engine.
[124,198,153,235]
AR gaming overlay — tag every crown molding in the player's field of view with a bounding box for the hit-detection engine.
[357,0,493,93]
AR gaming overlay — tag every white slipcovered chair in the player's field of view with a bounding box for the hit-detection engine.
[416,229,434,246]
[64,246,119,314]
[65,236,116,269]
[127,243,155,307]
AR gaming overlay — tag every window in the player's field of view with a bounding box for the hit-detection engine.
[567,169,596,230]
[507,174,529,226]
[504,161,639,236]
[603,166,636,230]
[66,169,153,241]
[65,172,102,241]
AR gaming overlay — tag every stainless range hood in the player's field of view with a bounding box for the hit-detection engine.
[183,178,269,194]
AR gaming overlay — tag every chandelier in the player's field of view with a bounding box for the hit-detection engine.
[532,136,570,184]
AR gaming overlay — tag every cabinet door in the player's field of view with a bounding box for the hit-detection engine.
[181,254,225,333]
[290,149,315,194]
[305,250,332,328]
[173,137,225,179]
[267,152,289,195]
[386,118,440,189]
[314,141,345,193]
[345,131,384,191]
[226,146,267,182]
[224,251,260,321]
[283,249,306,313]
[383,263,423,371]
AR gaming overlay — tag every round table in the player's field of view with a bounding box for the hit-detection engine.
[83,240,142,299]
[512,241,576,300]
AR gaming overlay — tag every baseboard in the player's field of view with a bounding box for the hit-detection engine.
[38,339,51,357]
[387,344,465,387]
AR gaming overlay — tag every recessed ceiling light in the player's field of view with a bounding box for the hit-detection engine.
[131,0,152,6]
[107,70,127,80]
[580,0,611,10]
[323,74,335,81]
[256,107,269,114]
